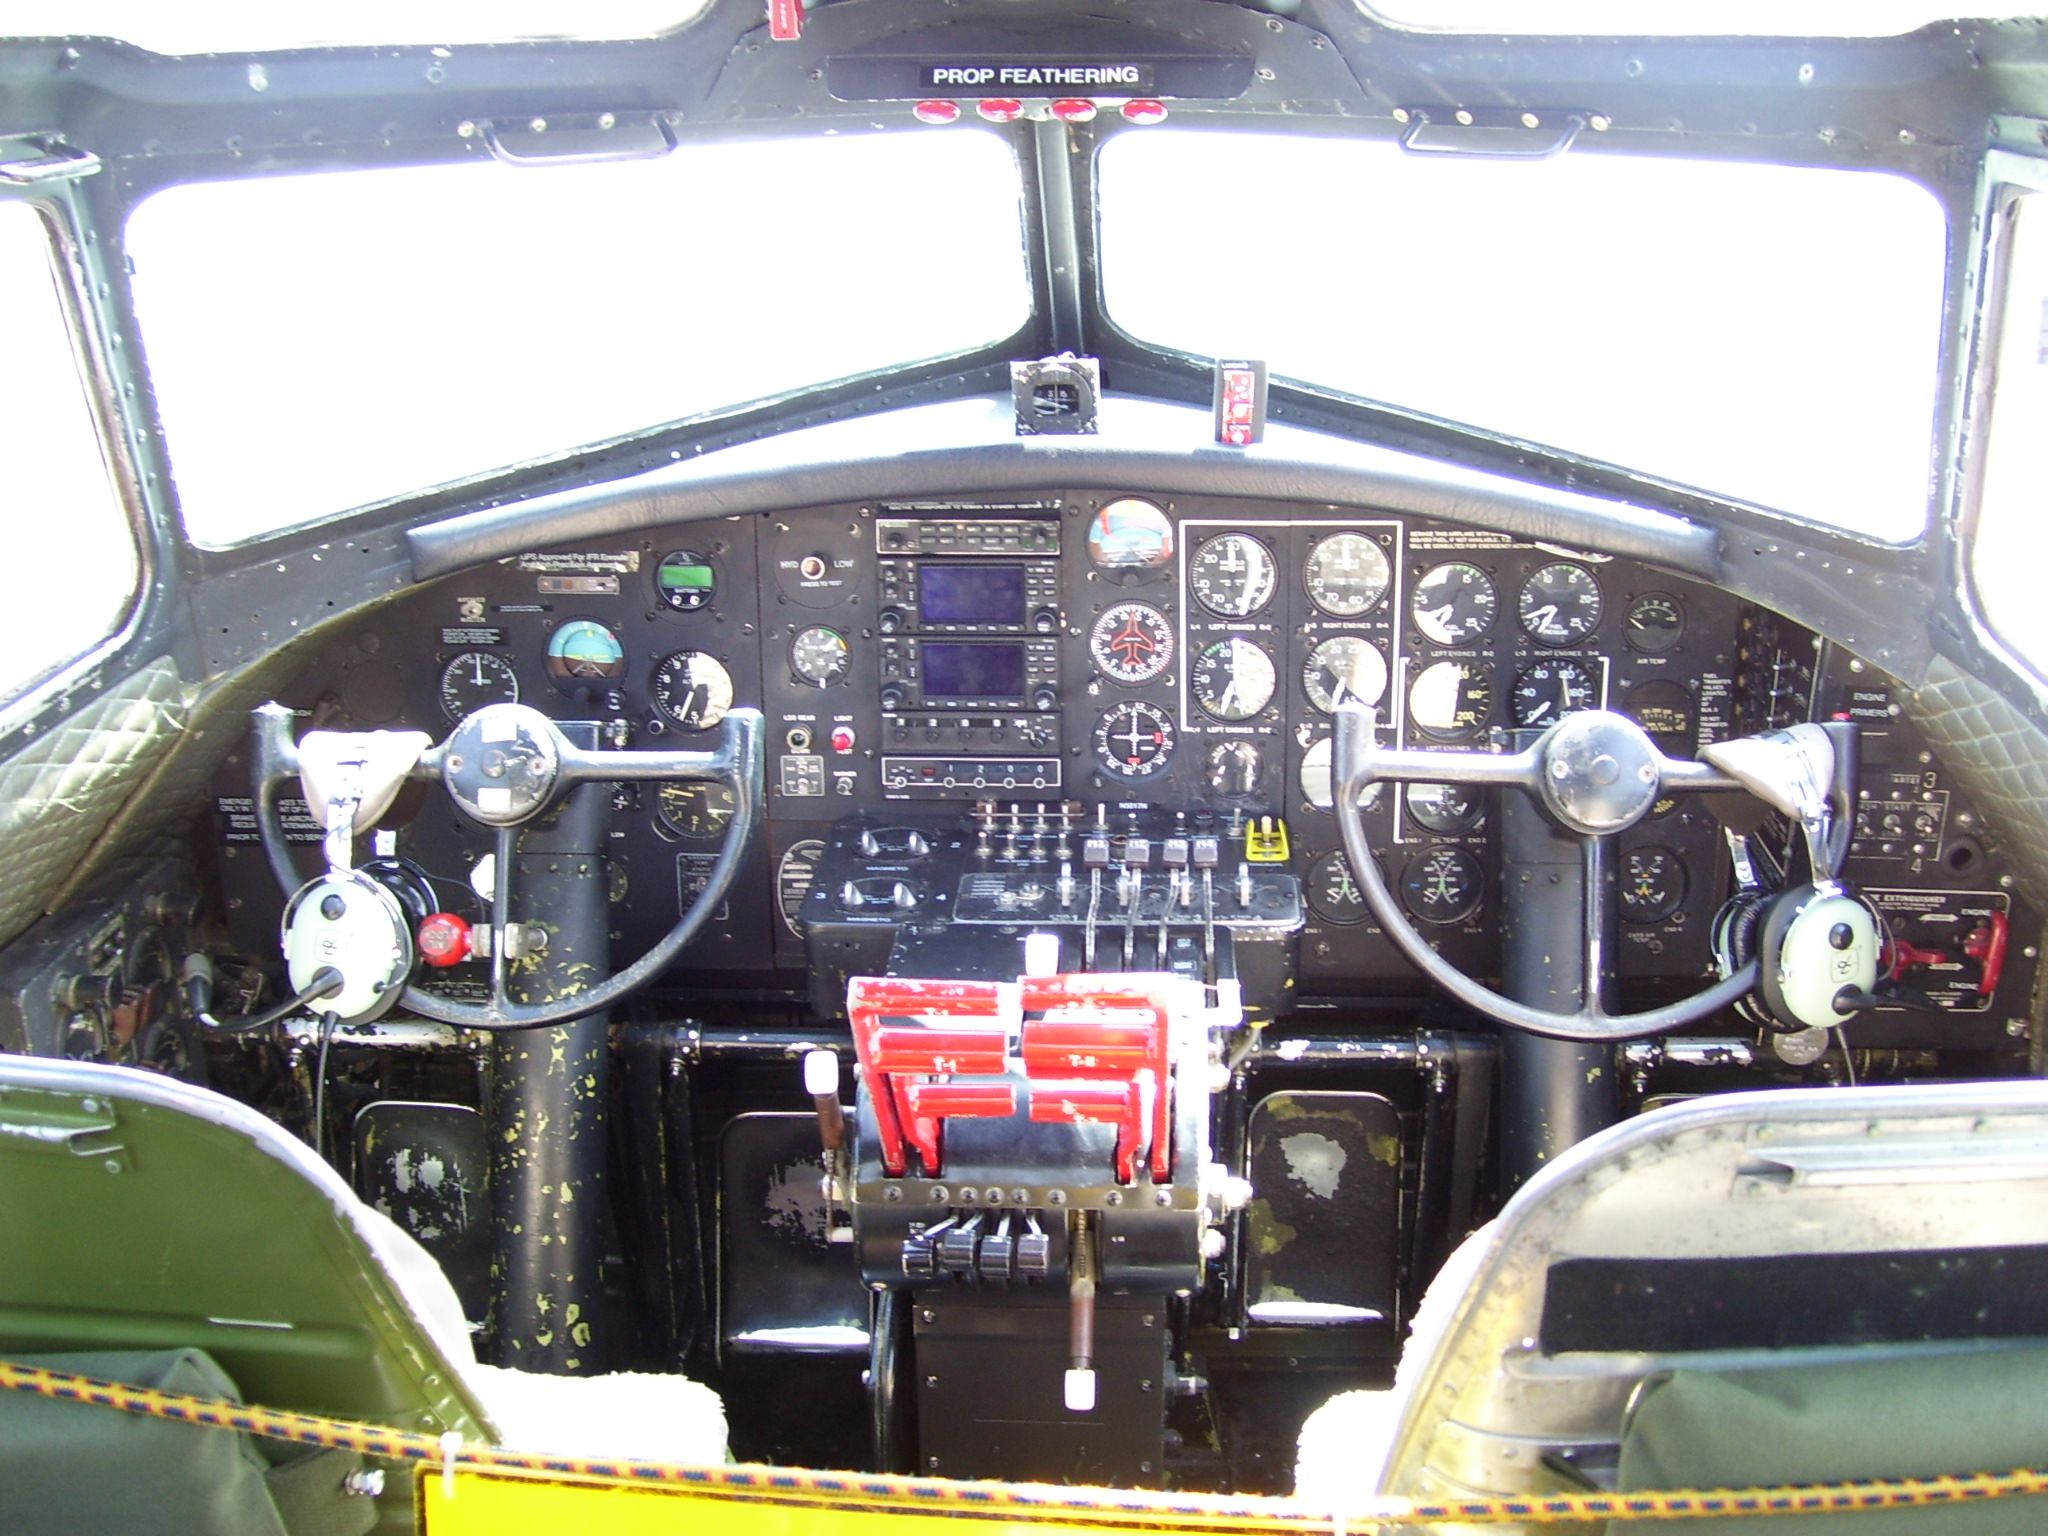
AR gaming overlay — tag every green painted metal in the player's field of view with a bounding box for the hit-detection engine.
[0,1067,492,1445]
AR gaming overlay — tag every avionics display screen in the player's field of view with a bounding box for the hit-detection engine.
[920,641,1027,701]
[919,564,1025,625]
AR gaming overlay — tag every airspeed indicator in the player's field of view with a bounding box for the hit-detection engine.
[652,650,734,730]
[439,651,519,723]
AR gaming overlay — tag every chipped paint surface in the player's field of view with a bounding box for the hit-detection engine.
[1279,1130,1347,1199]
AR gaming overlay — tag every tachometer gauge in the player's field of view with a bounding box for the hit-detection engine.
[651,650,734,729]
[1303,635,1388,713]
[1087,498,1175,574]
[777,840,825,937]
[1303,532,1392,618]
[1089,602,1174,684]
[654,550,717,611]
[656,781,737,840]
[438,651,519,723]
[546,619,626,684]
[1625,678,1695,757]
[1306,850,1367,925]
[1624,592,1686,653]
[1093,700,1176,778]
[1192,636,1277,720]
[1621,846,1687,924]
[1411,562,1497,646]
[1517,562,1602,645]
[1402,846,1484,925]
[1409,660,1493,739]
[789,625,851,687]
[1406,781,1483,836]
[1190,533,1278,618]
[1511,660,1598,727]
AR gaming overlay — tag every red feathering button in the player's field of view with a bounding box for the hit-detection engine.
[417,913,473,968]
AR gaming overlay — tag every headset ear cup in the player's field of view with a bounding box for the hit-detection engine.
[1751,887,1812,1033]
[1712,890,1774,1028]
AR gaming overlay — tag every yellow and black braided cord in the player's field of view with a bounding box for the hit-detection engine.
[4,1357,2047,1527]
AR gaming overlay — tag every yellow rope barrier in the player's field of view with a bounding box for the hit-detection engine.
[4,1357,2047,1527]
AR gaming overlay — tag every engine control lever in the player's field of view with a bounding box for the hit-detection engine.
[1065,1210,1098,1414]
[805,1049,853,1243]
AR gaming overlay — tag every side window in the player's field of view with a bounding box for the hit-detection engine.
[0,203,140,706]
[1969,187,2048,674]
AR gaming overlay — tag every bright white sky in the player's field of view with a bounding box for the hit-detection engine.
[1101,131,1950,541]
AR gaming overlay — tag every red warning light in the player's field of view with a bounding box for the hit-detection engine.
[1049,98,1099,124]
[1120,99,1169,124]
[913,99,962,125]
[977,98,1025,123]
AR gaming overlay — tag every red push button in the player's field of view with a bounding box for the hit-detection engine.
[830,725,856,754]
[417,912,472,968]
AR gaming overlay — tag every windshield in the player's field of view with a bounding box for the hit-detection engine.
[125,131,1030,545]
[1099,130,1948,539]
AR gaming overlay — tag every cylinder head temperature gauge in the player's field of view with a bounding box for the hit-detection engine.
[652,650,734,730]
